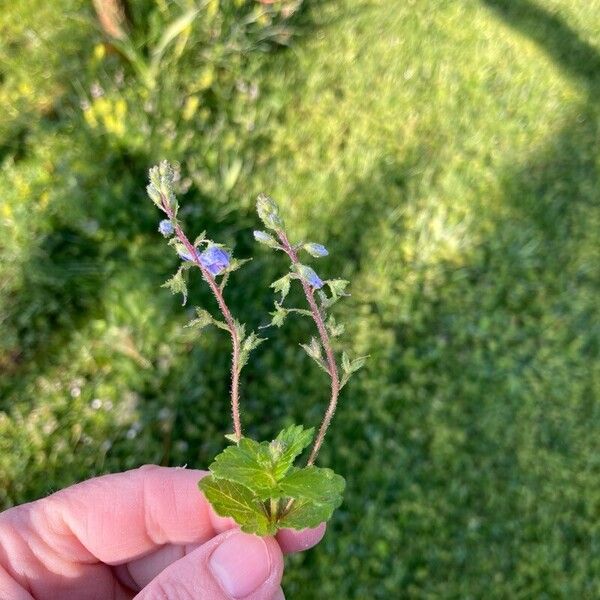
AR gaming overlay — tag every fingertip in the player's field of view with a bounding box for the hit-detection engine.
[136,529,284,600]
[208,506,238,533]
[275,522,326,554]
[208,531,284,599]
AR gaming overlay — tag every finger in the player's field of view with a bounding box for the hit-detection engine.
[113,542,201,591]
[113,484,325,592]
[135,529,284,600]
[275,523,326,555]
[116,521,325,591]
[11,466,215,566]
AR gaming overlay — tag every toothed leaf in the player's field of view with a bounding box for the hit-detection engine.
[199,476,275,536]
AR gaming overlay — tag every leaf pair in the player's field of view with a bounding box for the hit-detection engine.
[199,425,345,535]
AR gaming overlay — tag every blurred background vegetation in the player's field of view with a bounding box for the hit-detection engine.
[1,0,599,597]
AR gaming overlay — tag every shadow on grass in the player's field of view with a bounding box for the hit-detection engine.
[285,3,600,596]
[482,0,600,86]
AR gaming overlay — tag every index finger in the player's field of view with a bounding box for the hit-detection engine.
[3,466,214,566]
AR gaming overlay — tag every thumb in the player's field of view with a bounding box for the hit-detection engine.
[135,528,284,600]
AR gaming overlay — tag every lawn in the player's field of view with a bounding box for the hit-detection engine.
[1,0,599,598]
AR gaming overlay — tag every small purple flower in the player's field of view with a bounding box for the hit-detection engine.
[199,246,231,276]
[159,219,174,237]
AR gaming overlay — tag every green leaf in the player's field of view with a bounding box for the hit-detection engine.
[277,466,345,530]
[274,425,315,479]
[213,319,230,332]
[219,272,230,291]
[271,274,291,302]
[161,265,188,305]
[269,302,288,328]
[238,331,266,373]
[226,257,252,273]
[299,338,330,376]
[277,497,336,530]
[208,437,280,501]
[327,279,350,298]
[286,307,312,318]
[341,352,368,388]
[200,427,345,535]
[341,351,351,373]
[300,337,322,361]
[193,231,207,246]
[146,183,163,209]
[184,308,214,331]
[199,476,275,536]
[279,466,345,506]
[326,315,345,337]
[208,426,315,499]
[254,230,281,249]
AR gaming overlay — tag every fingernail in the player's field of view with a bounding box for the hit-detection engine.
[210,533,271,598]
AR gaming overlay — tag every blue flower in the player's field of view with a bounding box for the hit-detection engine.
[307,270,324,289]
[158,219,174,237]
[199,246,231,276]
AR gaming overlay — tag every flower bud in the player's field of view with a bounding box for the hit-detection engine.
[303,243,329,258]
[295,264,324,289]
[256,193,284,230]
[158,219,174,237]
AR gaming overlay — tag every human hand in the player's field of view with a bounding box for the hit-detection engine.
[0,465,326,599]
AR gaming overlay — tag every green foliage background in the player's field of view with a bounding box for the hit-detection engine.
[1,0,599,597]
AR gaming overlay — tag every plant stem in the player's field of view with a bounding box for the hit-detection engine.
[277,231,340,465]
[163,201,242,440]
[269,497,279,520]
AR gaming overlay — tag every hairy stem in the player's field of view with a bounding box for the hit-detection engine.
[278,232,340,465]
[163,201,242,440]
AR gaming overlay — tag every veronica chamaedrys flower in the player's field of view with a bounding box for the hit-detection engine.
[199,246,231,276]
[304,243,329,258]
[159,219,174,237]
[179,245,230,275]
[307,271,324,289]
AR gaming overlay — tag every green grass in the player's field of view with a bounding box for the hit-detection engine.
[1,0,599,598]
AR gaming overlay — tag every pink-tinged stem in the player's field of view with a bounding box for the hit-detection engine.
[163,201,242,440]
[277,231,340,465]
